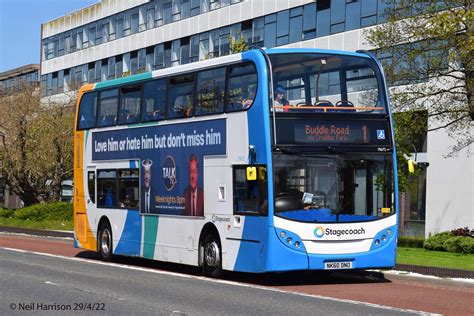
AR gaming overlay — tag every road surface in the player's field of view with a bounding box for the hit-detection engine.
[1,234,473,315]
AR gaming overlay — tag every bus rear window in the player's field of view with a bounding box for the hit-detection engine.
[77,92,98,130]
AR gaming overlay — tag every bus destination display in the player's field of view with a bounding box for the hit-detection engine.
[276,119,391,146]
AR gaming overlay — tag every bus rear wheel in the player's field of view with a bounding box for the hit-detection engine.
[202,234,222,278]
[98,222,113,261]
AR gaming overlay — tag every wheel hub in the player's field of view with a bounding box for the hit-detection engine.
[204,241,220,267]
[101,229,111,255]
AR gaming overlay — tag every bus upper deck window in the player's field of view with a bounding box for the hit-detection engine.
[98,89,119,127]
[167,74,194,119]
[119,86,141,125]
[226,63,257,112]
[195,67,225,116]
[142,79,166,122]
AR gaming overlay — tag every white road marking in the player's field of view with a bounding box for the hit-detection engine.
[1,247,439,315]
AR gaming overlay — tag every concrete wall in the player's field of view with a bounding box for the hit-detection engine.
[425,127,474,236]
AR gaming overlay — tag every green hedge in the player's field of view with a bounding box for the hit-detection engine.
[398,236,425,248]
[423,231,474,254]
[423,232,453,251]
[0,202,73,222]
[443,236,474,254]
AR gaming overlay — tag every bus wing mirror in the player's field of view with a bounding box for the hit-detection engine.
[246,166,257,181]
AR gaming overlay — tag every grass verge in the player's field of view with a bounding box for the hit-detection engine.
[0,217,73,231]
[396,246,474,271]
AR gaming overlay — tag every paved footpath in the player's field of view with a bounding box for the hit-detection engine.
[1,233,473,315]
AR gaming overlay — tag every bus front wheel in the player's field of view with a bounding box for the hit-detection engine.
[98,222,113,261]
[203,234,222,278]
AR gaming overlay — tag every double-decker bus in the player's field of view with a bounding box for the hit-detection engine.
[74,48,398,277]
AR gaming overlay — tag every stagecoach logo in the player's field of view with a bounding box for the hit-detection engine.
[162,155,177,191]
[314,226,325,238]
[212,215,231,223]
[314,226,366,238]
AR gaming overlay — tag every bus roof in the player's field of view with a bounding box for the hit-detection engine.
[265,47,373,59]
[78,48,374,94]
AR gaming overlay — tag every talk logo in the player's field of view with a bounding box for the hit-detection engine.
[162,155,177,191]
[314,226,325,238]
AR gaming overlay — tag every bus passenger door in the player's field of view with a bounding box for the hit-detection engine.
[230,165,268,272]
[75,166,96,248]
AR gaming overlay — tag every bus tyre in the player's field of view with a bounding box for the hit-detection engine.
[98,222,113,261]
[203,234,222,278]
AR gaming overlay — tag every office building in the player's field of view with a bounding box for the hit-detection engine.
[0,64,40,95]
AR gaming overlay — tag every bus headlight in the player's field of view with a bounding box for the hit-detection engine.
[375,239,380,246]
[387,229,392,236]
[381,235,387,242]
[275,227,306,252]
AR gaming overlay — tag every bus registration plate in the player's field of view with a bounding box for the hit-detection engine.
[324,261,353,270]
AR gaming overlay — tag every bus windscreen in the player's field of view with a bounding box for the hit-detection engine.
[269,53,387,114]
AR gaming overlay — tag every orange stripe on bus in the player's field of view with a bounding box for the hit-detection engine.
[74,131,97,251]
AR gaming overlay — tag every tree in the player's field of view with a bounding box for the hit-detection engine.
[365,0,473,190]
[0,83,75,206]
[230,35,249,54]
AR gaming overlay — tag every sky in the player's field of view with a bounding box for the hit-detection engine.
[0,0,98,73]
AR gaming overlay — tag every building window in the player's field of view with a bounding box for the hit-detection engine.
[171,40,180,66]
[198,33,209,61]
[190,35,199,62]
[191,0,200,16]
[180,38,190,64]
[131,9,139,34]
[146,4,155,29]
[163,1,172,24]
[289,10,303,43]
[154,44,164,69]
[172,0,181,22]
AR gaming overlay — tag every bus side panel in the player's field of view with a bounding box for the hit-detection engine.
[74,131,97,251]
[113,209,142,256]
[231,216,267,272]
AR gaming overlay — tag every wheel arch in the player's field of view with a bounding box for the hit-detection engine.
[97,216,112,248]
